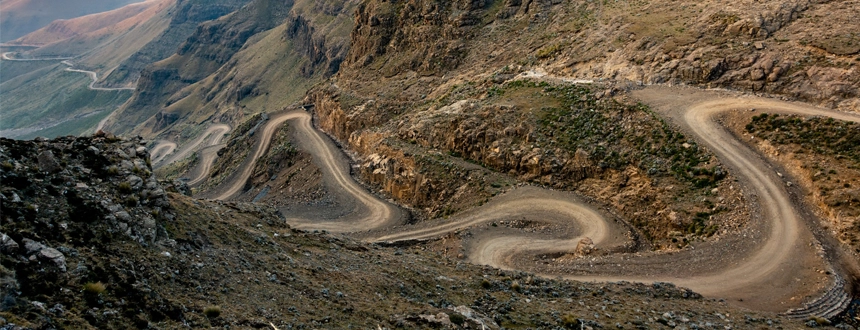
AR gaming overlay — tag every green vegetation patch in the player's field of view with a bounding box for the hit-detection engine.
[495,81,724,189]
[746,113,860,163]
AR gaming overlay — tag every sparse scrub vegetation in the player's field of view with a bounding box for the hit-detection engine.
[536,43,564,59]
[83,282,106,295]
[743,113,860,252]
[747,113,860,163]
[529,83,724,189]
[562,314,581,328]
[124,195,139,207]
[203,306,222,318]
[448,312,466,325]
[118,181,133,193]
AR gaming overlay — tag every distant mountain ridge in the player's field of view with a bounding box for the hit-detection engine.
[8,0,163,47]
[0,0,145,42]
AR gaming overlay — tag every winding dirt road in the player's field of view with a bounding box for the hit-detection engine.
[0,54,135,91]
[149,140,177,165]
[2,54,133,136]
[372,88,859,309]
[60,60,135,91]
[151,124,230,169]
[0,52,72,61]
[186,144,226,186]
[204,110,401,232]
[195,85,857,311]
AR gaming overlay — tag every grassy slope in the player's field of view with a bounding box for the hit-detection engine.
[0,0,252,139]
[99,0,253,87]
[0,0,171,139]
[0,64,131,138]
[143,24,323,137]
[0,59,57,84]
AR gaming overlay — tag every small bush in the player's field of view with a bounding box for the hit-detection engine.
[511,281,521,292]
[1,161,14,171]
[203,306,221,318]
[808,316,831,326]
[561,314,581,328]
[124,196,139,207]
[83,282,106,295]
[481,279,491,289]
[107,165,119,175]
[536,43,563,59]
[448,313,466,325]
[118,182,132,193]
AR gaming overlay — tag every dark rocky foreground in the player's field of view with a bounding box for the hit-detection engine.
[0,135,828,329]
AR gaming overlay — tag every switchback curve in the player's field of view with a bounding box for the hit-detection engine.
[191,86,857,311]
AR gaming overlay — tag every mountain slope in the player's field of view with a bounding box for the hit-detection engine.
[300,0,860,227]
[104,0,356,140]
[0,0,251,139]
[8,0,161,46]
[0,63,132,139]
[97,0,253,86]
[0,0,145,42]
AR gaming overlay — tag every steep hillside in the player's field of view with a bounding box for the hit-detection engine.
[18,0,174,74]
[0,135,811,329]
[0,0,144,42]
[22,0,252,86]
[97,0,253,86]
[0,63,132,139]
[726,112,860,254]
[105,0,356,141]
[0,0,250,139]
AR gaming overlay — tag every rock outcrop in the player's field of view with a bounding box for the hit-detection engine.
[0,134,175,247]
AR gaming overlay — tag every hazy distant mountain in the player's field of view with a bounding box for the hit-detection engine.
[0,0,145,42]
[8,0,162,46]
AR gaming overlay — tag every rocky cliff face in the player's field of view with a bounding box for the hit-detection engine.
[0,134,183,327]
[103,0,253,86]
[555,0,860,112]
[331,0,860,110]
[0,134,175,247]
